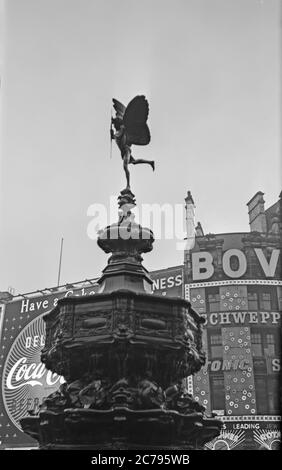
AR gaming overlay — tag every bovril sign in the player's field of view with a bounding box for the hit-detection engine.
[191,248,280,280]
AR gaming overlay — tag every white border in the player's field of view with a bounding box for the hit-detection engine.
[187,279,282,289]
[185,279,282,299]
[218,415,281,422]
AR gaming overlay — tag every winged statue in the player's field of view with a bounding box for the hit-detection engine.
[111,95,155,190]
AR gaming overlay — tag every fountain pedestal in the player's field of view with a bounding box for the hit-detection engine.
[21,189,222,449]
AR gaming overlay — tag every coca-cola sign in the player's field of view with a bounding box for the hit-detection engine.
[2,313,65,432]
[0,284,99,448]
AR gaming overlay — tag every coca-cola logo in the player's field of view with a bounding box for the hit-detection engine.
[2,313,65,431]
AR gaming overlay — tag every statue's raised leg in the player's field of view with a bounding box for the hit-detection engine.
[130,157,155,171]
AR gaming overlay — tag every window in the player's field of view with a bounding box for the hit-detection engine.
[251,329,280,357]
[251,332,262,356]
[255,377,269,414]
[260,292,271,311]
[254,376,280,415]
[210,376,225,411]
[248,291,258,310]
[266,287,278,311]
[210,334,222,345]
[278,286,282,311]
[207,288,219,313]
[264,330,280,357]
[209,332,223,358]
[247,286,278,311]
[268,377,280,414]
[265,333,275,356]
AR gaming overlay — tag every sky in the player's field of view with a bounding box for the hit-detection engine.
[0,0,281,294]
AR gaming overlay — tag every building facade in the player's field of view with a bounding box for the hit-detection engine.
[184,191,281,450]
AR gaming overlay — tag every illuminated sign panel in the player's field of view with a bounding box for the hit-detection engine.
[0,285,98,448]
[205,359,250,372]
[189,277,281,427]
[201,311,281,327]
[206,420,281,450]
[150,266,183,297]
[191,248,280,281]
[3,314,65,433]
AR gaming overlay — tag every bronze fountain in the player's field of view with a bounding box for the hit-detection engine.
[21,96,222,449]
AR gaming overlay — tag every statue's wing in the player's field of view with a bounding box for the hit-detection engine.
[112,98,126,120]
[125,124,151,146]
[124,95,151,146]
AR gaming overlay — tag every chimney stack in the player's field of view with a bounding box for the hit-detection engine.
[184,191,196,251]
[247,191,267,233]
[195,222,204,237]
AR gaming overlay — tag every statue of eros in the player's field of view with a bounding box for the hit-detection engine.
[111,95,155,190]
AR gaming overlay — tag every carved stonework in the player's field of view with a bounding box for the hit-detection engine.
[21,288,221,448]
[20,187,222,449]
